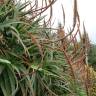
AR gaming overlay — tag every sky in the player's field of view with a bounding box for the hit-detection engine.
[21,0,96,44]
[52,0,96,44]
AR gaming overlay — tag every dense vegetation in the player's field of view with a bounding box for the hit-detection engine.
[88,44,96,70]
[0,0,96,96]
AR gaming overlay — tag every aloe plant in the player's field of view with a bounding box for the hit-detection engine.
[0,0,96,96]
[0,0,70,96]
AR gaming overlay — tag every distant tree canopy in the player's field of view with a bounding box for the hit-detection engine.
[88,44,96,70]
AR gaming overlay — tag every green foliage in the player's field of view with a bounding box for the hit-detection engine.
[88,44,96,70]
[0,0,94,96]
[0,0,71,96]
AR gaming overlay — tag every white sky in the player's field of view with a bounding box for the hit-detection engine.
[20,0,96,43]
[52,0,96,43]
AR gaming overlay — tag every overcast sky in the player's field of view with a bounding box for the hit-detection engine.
[52,0,96,44]
[21,0,96,43]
